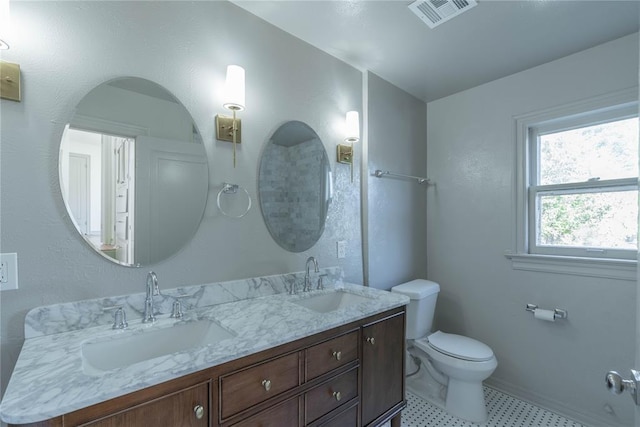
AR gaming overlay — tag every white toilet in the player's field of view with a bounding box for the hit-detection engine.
[391,279,497,423]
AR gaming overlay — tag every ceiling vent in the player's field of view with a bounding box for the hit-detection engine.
[408,0,478,29]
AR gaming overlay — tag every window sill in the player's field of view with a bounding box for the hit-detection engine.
[504,252,637,281]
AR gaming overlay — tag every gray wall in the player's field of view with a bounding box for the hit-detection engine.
[0,1,362,395]
[366,72,427,290]
[426,34,639,426]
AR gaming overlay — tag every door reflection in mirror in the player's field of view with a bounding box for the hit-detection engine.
[60,128,136,265]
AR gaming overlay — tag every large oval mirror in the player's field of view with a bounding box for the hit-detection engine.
[59,77,209,266]
[258,121,332,252]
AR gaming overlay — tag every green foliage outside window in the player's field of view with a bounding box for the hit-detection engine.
[537,117,638,250]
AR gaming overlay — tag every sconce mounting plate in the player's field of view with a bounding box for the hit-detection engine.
[337,144,353,164]
[0,61,21,102]
[216,115,242,143]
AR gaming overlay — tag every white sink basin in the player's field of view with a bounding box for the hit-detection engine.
[292,291,374,313]
[81,319,235,375]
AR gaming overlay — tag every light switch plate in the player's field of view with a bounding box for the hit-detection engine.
[0,61,21,102]
[0,253,18,291]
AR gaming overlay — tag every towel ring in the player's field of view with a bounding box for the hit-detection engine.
[217,183,252,218]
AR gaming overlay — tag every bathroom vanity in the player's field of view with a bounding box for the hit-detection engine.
[0,271,409,427]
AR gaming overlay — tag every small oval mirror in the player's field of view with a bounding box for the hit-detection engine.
[59,77,209,266]
[258,121,332,252]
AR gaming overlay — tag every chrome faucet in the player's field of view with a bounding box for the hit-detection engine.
[304,257,319,292]
[143,271,160,323]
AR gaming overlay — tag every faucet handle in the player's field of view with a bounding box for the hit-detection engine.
[317,274,328,290]
[103,305,128,329]
[289,282,298,295]
[170,296,187,319]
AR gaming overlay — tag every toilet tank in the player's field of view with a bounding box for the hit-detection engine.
[391,279,440,339]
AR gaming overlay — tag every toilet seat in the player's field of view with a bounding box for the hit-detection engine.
[415,331,494,362]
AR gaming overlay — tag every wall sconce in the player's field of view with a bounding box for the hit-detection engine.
[216,65,245,168]
[0,0,10,50]
[337,111,360,182]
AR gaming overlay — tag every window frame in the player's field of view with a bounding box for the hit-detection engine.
[528,107,638,260]
[508,88,639,280]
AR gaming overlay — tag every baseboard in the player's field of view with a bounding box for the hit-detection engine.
[486,377,625,427]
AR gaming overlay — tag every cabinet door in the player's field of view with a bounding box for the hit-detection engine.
[361,313,405,426]
[82,383,208,427]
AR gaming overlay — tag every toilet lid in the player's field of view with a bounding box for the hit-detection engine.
[426,331,494,362]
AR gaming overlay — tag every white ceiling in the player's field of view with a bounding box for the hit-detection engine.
[232,0,640,102]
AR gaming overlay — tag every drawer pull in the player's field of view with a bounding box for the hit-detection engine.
[332,350,342,361]
[332,391,342,401]
[193,404,204,420]
[366,337,375,345]
[262,379,272,391]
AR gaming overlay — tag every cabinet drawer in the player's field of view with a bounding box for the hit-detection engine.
[306,330,358,380]
[317,403,358,427]
[305,367,358,424]
[220,352,300,419]
[230,396,299,427]
[82,382,208,427]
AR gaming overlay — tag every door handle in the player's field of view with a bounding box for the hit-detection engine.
[605,370,640,405]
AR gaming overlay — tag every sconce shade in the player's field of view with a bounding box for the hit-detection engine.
[345,111,360,143]
[223,65,245,111]
[0,0,10,50]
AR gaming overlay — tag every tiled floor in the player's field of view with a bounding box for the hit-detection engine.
[402,387,584,427]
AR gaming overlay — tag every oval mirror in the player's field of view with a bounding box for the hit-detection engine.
[258,121,332,252]
[59,77,209,266]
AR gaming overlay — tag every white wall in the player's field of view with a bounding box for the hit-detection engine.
[427,33,639,426]
[0,1,362,396]
[366,72,427,290]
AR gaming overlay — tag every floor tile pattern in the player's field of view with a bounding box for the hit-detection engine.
[401,387,584,427]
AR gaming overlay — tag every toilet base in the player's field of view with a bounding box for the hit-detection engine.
[406,352,491,424]
[406,365,446,408]
[445,377,488,423]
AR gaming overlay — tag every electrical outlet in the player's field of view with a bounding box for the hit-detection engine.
[0,261,7,282]
[336,241,347,259]
[0,253,18,291]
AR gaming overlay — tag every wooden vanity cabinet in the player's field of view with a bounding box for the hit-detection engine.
[11,307,405,427]
[361,312,405,426]
[81,382,209,427]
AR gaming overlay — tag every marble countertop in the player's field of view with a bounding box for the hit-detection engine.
[0,281,408,424]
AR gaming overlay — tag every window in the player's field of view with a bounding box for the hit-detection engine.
[529,109,638,259]
[511,89,639,279]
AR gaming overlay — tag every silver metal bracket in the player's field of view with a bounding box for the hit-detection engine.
[606,370,640,405]
[525,303,568,320]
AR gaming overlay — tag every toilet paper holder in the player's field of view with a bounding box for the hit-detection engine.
[525,304,568,320]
